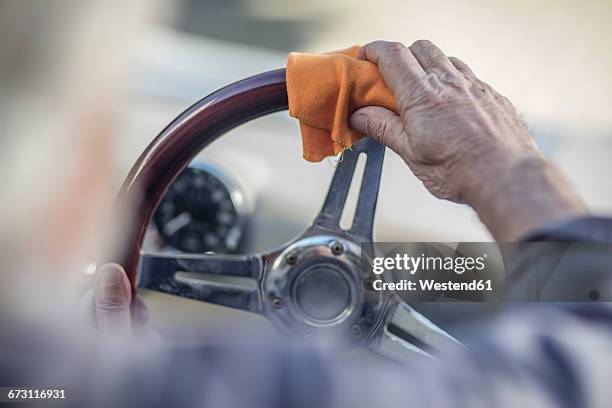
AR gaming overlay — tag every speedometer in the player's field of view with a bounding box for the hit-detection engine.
[153,164,247,254]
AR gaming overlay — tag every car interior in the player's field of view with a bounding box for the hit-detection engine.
[74,0,612,361]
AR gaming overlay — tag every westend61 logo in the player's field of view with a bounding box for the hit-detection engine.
[363,243,499,295]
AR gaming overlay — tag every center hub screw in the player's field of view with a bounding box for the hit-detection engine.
[286,252,297,265]
[350,324,363,338]
[330,241,344,255]
[362,277,375,291]
[271,297,283,309]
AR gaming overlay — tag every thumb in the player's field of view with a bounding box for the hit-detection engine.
[349,106,407,155]
[95,263,132,335]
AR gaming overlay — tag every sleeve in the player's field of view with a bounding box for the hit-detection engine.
[505,216,612,303]
[521,216,612,243]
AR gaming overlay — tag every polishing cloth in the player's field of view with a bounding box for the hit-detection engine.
[286,46,398,162]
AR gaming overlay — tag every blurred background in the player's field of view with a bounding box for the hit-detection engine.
[1,0,611,335]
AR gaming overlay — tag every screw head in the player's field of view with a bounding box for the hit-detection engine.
[362,277,375,291]
[350,324,363,337]
[286,252,297,265]
[330,241,344,255]
[271,297,283,309]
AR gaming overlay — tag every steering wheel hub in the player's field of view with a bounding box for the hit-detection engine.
[265,235,363,333]
[294,264,351,323]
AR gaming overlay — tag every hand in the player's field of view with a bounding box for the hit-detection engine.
[350,40,585,241]
[77,263,157,339]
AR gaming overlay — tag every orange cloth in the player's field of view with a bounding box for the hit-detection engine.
[286,46,398,162]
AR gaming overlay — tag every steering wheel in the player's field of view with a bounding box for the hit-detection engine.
[115,69,459,362]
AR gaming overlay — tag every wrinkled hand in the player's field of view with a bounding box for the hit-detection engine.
[350,40,585,240]
[350,40,537,202]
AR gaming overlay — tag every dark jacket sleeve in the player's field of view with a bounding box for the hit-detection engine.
[505,217,612,303]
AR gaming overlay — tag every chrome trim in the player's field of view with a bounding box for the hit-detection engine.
[174,271,258,292]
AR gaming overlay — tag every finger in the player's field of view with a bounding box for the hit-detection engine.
[409,40,457,75]
[95,263,132,335]
[448,56,477,80]
[358,40,426,92]
[349,106,411,158]
[449,56,497,95]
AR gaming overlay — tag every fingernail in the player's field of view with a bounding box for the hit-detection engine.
[96,264,129,301]
[94,264,132,334]
[97,264,123,286]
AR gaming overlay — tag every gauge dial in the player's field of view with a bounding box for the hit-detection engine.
[154,165,246,253]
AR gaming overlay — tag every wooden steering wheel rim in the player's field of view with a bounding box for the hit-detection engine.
[113,69,288,293]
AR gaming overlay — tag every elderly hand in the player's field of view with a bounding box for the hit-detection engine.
[350,40,586,241]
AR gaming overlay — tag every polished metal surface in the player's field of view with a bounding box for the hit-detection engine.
[264,235,364,333]
[294,266,350,321]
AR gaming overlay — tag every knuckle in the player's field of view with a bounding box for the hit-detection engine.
[448,56,466,71]
[438,71,466,89]
[380,41,407,61]
[385,41,406,53]
[374,119,389,141]
[411,39,434,50]
[369,40,393,52]
[96,296,129,313]
[369,40,387,47]
[398,74,436,109]
[448,56,463,66]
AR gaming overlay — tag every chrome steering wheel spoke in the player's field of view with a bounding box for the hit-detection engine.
[138,252,266,314]
[313,138,385,242]
[369,299,462,363]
